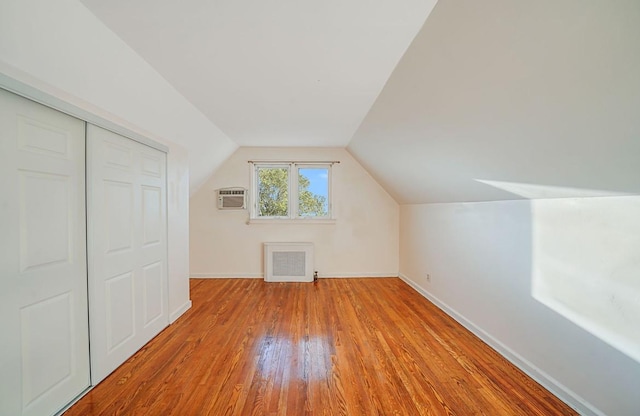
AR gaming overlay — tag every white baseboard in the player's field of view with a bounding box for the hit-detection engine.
[318,272,398,278]
[190,273,263,279]
[190,272,399,279]
[169,300,192,323]
[398,273,604,416]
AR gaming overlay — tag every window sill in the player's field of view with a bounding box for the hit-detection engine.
[248,218,336,225]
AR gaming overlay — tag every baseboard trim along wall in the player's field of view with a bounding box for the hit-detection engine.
[190,273,399,279]
[398,273,605,416]
[318,272,399,278]
[190,273,264,279]
[170,300,192,324]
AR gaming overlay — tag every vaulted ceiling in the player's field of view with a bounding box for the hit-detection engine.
[349,0,640,203]
[80,0,437,147]
[80,0,640,203]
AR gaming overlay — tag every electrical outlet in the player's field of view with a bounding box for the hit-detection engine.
[426,274,431,283]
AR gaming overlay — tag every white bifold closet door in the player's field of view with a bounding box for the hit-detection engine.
[0,89,90,415]
[87,124,168,384]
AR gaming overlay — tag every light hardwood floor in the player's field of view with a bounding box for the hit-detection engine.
[64,278,577,415]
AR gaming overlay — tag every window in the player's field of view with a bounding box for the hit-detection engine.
[251,163,332,220]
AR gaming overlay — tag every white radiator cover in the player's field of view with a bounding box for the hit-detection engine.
[264,242,314,282]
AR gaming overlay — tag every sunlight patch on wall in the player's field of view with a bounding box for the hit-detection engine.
[532,196,640,363]
[475,179,631,199]
[476,179,640,363]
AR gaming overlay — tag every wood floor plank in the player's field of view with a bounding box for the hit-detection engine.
[64,278,577,416]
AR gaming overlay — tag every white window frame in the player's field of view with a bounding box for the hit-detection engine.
[250,162,333,222]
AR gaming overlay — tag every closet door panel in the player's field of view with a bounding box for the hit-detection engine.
[87,124,168,384]
[0,88,90,416]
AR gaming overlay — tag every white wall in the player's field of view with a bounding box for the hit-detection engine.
[190,147,399,278]
[400,200,640,416]
[166,146,191,321]
[349,0,640,204]
[0,0,237,195]
[0,0,237,320]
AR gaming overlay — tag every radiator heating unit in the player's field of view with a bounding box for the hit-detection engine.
[263,242,314,282]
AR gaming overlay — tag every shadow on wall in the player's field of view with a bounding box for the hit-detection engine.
[478,179,640,365]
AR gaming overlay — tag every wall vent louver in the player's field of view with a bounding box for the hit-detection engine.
[217,187,246,209]
[264,243,314,282]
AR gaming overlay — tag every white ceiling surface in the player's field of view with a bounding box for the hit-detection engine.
[80,0,437,148]
[79,1,640,204]
[348,0,640,204]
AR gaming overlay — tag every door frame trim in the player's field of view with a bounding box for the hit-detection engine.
[0,68,168,154]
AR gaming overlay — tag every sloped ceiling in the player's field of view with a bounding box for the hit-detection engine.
[80,0,437,147]
[349,0,640,203]
[79,0,640,204]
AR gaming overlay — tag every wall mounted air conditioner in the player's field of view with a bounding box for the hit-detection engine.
[217,187,246,209]
[264,242,314,282]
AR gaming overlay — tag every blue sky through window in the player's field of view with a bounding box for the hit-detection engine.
[299,168,328,199]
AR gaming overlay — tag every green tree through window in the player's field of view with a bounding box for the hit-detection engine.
[298,169,327,216]
[257,165,328,218]
[257,167,289,216]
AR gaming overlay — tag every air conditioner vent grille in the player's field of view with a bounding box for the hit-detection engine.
[264,243,314,282]
[273,252,306,276]
[218,187,246,209]
[219,189,245,195]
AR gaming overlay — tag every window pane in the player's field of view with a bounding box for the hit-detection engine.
[298,168,328,217]
[257,167,289,217]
